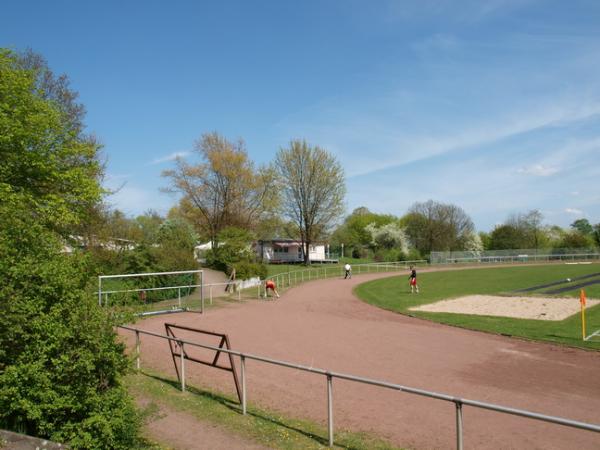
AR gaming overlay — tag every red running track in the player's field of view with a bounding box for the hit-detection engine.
[121,272,600,450]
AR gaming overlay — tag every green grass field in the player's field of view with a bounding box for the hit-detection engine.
[355,264,600,350]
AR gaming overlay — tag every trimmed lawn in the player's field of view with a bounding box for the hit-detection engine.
[355,264,600,350]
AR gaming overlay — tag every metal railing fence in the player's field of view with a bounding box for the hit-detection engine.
[431,248,600,265]
[263,260,427,297]
[120,325,600,449]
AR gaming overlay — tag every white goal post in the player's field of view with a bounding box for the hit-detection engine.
[98,269,204,315]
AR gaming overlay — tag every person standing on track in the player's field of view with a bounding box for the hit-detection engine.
[344,263,352,279]
[265,279,280,298]
[408,265,419,293]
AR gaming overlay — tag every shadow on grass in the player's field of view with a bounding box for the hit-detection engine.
[142,371,341,448]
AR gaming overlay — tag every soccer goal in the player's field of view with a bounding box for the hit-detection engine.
[580,289,600,341]
[98,269,204,316]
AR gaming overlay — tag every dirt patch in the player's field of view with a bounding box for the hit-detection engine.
[137,397,267,450]
[410,295,600,320]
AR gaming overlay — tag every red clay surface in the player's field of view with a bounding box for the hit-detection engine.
[121,272,600,450]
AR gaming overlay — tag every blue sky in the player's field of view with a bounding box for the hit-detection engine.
[3,0,600,231]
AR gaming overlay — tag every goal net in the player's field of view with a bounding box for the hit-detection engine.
[98,269,203,315]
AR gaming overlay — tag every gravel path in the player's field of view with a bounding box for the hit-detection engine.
[122,271,600,450]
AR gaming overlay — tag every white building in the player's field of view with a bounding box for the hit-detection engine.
[255,239,330,263]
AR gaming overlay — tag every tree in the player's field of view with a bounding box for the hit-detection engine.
[162,132,278,247]
[488,224,527,250]
[330,207,397,257]
[506,210,547,249]
[275,140,346,264]
[402,200,475,254]
[559,231,594,249]
[593,224,600,247]
[0,49,141,448]
[0,49,103,231]
[571,218,593,235]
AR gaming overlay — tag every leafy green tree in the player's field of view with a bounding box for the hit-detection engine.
[0,49,141,448]
[488,224,527,250]
[593,224,600,247]
[478,231,491,250]
[206,227,266,278]
[0,199,140,449]
[570,218,593,235]
[276,140,346,264]
[559,231,594,249]
[330,207,396,256]
[162,132,278,247]
[402,200,475,254]
[506,210,548,249]
[0,49,103,232]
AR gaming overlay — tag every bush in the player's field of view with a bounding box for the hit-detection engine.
[0,203,142,449]
[231,261,268,280]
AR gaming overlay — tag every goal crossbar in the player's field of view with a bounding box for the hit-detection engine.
[98,269,203,315]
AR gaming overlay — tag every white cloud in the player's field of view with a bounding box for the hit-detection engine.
[150,151,190,165]
[565,208,583,215]
[517,164,560,177]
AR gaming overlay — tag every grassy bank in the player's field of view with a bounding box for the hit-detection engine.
[128,370,401,450]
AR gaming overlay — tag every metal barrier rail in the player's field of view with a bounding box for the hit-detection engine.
[265,260,428,293]
[434,254,600,265]
[120,325,600,449]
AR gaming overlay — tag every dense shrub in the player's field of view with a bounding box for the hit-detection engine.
[0,203,142,449]
[231,261,268,280]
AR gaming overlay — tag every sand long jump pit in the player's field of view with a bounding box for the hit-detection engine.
[410,295,600,320]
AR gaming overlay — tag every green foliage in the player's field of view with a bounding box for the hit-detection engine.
[331,207,398,257]
[488,224,527,250]
[558,231,594,249]
[205,227,266,278]
[0,49,102,231]
[571,218,593,235]
[232,261,268,280]
[0,202,141,448]
[0,48,142,448]
[401,200,475,254]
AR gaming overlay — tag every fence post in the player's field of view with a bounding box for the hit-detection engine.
[455,401,463,450]
[327,373,334,447]
[135,330,140,371]
[180,341,186,392]
[241,355,247,415]
[178,287,181,308]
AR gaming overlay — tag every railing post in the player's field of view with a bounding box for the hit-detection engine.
[180,341,186,392]
[455,400,463,450]
[178,287,181,308]
[135,330,140,371]
[327,373,334,447]
[241,355,247,415]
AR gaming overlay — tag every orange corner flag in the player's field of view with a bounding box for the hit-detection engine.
[580,289,586,307]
